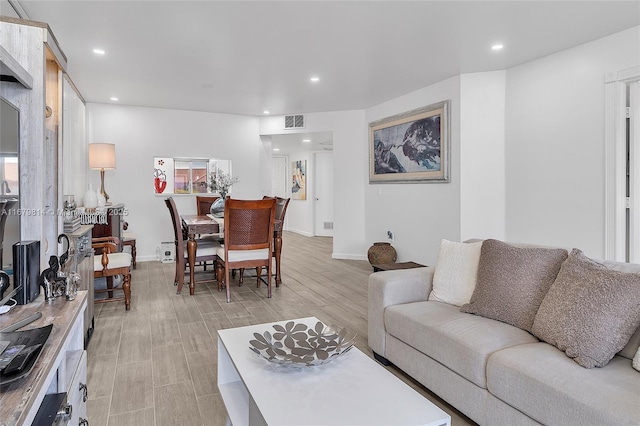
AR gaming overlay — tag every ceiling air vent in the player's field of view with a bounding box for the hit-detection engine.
[284,114,305,129]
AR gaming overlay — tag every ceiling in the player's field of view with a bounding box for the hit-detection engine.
[7,1,640,118]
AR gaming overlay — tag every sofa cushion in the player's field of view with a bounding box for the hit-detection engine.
[460,239,567,331]
[600,258,640,360]
[634,348,640,372]
[532,249,640,368]
[487,343,640,425]
[384,301,538,388]
[428,239,483,306]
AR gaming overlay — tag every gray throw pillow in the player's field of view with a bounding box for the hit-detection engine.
[460,239,567,331]
[532,249,640,368]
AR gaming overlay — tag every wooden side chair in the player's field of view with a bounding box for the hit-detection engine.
[165,197,219,293]
[240,196,290,286]
[93,236,132,311]
[122,221,137,269]
[215,198,276,303]
[196,195,220,216]
[271,196,290,286]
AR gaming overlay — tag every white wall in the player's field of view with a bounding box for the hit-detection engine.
[260,110,367,259]
[505,26,640,258]
[86,103,261,261]
[460,71,506,241]
[365,76,462,266]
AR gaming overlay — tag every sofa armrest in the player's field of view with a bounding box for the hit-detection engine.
[368,267,434,357]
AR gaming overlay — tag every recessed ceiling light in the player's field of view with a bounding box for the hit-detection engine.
[491,44,504,51]
[302,139,311,143]
[110,97,118,101]
[263,110,270,114]
[310,76,320,83]
[93,48,106,55]
[273,148,280,152]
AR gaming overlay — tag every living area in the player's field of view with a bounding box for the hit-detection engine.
[1,1,640,425]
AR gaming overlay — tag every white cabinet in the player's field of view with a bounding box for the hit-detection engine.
[66,350,88,426]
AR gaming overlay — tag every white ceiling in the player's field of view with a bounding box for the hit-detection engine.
[9,1,640,118]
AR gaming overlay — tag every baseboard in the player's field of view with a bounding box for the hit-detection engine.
[288,228,314,237]
[332,253,367,261]
[138,255,171,263]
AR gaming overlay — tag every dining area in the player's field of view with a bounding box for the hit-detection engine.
[165,196,290,303]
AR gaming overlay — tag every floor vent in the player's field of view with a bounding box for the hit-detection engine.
[323,221,333,230]
[284,114,304,129]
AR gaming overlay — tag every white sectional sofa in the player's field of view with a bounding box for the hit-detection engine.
[368,239,640,425]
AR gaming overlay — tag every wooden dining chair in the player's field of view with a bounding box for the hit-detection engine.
[215,198,276,303]
[196,195,220,216]
[240,196,290,286]
[122,221,137,269]
[93,236,132,310]
[165,197,220,293]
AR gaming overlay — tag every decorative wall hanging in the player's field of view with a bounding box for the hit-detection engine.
[369,100,450,183]
[291,160,307,200]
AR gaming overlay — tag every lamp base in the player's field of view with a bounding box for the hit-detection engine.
[99,169,110,203]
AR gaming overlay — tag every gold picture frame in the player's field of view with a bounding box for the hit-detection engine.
[369,100,450,183]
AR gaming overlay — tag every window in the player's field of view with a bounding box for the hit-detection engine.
[153,157,232,195]
[174,160,209,194]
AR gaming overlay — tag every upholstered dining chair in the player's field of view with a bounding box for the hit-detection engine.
[165,197,219,292]
[239,196,290,286]
[215,198,276,303]
[92,236,132,310]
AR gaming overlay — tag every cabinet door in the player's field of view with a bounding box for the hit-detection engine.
[68,350,88,426]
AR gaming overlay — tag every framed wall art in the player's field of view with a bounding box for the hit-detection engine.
[291,160,307,200]
[369,100,450,183]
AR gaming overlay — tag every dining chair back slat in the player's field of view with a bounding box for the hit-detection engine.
[227,206,273,249]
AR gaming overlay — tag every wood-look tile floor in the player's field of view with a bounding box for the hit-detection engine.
[87,231,475,426]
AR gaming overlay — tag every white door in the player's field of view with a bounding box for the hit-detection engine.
[629,81,640,262]
[314,152,333,237]
[271,156,288,198]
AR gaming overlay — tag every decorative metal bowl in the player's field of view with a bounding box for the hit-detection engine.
[249,321,356,367]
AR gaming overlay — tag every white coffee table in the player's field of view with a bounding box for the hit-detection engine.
[217,317,451,426]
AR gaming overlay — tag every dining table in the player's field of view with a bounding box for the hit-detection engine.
[180,214,284,295]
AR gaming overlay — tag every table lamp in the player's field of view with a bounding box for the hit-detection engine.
[88,143,116,203]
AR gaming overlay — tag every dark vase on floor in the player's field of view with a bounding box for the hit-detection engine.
[367,242,397,265]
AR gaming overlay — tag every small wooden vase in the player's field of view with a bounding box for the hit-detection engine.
[367,242,397,265]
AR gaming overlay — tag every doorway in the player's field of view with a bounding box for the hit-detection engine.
[267,131,334,236]
[628,81,640,262]
[605,68,640,262]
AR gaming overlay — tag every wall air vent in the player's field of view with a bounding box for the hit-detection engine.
[284,114,305,129]
[323,222,333,230]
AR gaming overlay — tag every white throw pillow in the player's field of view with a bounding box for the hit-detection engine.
[633,347,640,372]
[428,239,483,306]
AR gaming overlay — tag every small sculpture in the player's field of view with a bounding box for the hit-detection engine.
[40,256,67,302]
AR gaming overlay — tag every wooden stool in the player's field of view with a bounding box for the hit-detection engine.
[122,231,137,269]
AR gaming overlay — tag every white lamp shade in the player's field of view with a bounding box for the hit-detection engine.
[88,143,116,170]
